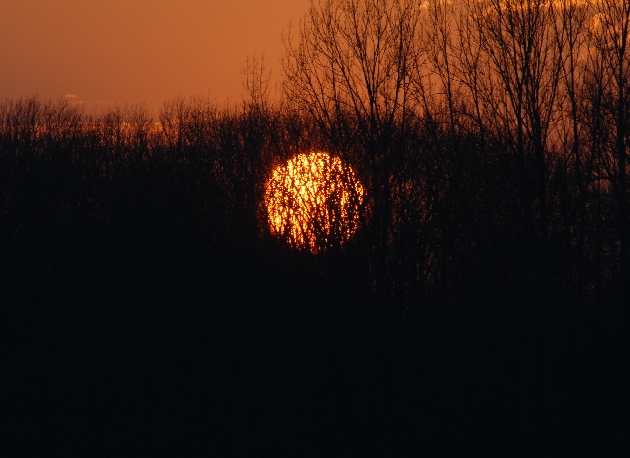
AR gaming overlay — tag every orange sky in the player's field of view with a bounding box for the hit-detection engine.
[0,0,310,111]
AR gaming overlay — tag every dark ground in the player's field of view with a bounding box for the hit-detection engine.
[1,220,627,456]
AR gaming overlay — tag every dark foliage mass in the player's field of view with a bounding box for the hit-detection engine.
[1,0,628,454]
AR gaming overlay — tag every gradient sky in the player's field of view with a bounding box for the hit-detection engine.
[0,0,310,111]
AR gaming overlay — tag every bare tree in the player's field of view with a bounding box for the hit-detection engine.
[424,0,460,133]
[282,0,426,302]
[587,0,630,283]
[550,0,591,294]
[462,0,565,298]
[243,53,273,112]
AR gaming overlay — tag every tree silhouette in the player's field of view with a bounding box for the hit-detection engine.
[282,0,426,305]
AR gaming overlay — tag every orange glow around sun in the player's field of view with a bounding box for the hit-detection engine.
[264,151,365,253]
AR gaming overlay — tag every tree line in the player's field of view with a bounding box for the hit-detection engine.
[0,0,628,320]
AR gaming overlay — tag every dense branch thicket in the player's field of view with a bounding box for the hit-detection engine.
[1,0,627,454]
[280,0,630,304]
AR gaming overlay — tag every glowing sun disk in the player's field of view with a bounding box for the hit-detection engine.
[264,151,365,253]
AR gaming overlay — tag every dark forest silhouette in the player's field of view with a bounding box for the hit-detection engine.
[1,0,628,454]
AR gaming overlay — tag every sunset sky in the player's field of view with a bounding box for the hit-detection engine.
[0,0,310,111]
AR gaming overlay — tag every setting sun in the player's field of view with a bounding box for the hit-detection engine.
[264,151,365,253]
